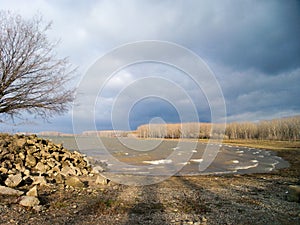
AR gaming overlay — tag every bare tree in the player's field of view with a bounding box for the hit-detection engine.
[0,11,75,120]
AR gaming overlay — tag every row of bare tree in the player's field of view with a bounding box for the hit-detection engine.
[136,116,300,141]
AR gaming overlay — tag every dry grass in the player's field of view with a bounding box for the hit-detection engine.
[220,139,300,151]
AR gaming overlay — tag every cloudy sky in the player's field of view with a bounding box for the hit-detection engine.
[1,0,299,133]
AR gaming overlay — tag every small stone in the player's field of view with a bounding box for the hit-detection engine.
[32,176,47,185]
[201,216,207,222]
[91,166,104,174]
[0,185,24,196]
[35,162,49,174]
[53,173,65,184]
[19,152,26,160]
[287,185,300,202]
[19,196,40,207]
[65,177,85,188]
[61,165,77,176]
[16,138,26,148]
[5,173,23,188]
[0,167,8,173]
[26,185,38,197]
[26,154,37,167]
[95,174,109,185]
[26,139,36,145]
[15,162,25,172]
[33,205,43,212]
[24,169,31,176]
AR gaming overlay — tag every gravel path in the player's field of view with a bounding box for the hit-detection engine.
[0,148,299,225]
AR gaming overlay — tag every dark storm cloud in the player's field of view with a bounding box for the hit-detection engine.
[220,67,300,121]
[1,0,300,133]
[173,1,300,75]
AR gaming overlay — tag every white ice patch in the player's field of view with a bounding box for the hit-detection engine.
[190,159,203,163]
[233,163,259,170]
[143,159,173,165]
[122,167,138,171]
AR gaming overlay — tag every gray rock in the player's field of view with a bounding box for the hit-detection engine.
[0,185,24,196]
[19,152,25,160]
[15,161,25,172]
[0,167,8,173]
[32,205,44,212]
[19,196,40,207]
[65,177,85,188]
[51,152,60,161]
[32,176,47,186]
[46,158,56,168]
[92,166,104,174]
[26,139,36,145]
[5,173,23,188]
[95,174,110,185]
[35,162,49,174]
[61,165,77,176]
[53,173,64,184]
[16,138,26,148]
[24,169,31,176]
[26,154,37,167]
[26,185,38,197]
[47,165,61,176]
[81,169,89,175]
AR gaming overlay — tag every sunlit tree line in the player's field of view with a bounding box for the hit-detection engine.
[136,116,300,141]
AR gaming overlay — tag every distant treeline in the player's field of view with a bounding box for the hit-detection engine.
[136,116,300,141]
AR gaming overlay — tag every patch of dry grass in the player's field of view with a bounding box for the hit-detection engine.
[195,138,300,151]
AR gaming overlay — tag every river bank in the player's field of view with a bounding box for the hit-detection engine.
[0,137,299,224]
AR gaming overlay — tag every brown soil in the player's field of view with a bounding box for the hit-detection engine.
[0,148,299,225]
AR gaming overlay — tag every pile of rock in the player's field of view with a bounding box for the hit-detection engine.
[0,133,105,208]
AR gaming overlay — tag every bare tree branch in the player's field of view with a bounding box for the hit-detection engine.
[0,11,76,120]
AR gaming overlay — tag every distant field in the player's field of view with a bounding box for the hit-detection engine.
[212,139,300,151]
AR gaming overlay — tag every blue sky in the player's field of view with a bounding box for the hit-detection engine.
[0,0,300,133]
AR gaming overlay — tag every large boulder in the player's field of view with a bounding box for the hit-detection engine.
[0,185,24,196]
